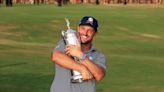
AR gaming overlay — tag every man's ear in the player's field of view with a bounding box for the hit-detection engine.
[94,31,97,37]
[77,26,80,31]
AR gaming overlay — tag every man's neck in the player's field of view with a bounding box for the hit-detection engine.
[81,43,92,52]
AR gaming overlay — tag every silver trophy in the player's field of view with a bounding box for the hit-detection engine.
[61,18,83,83]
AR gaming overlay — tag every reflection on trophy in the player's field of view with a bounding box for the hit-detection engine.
[61,18,83,83]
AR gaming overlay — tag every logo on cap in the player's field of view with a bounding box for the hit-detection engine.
[86,17,93,25]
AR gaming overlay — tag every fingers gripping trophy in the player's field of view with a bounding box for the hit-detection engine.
[61,18,83,83]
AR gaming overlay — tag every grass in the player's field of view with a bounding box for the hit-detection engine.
[0,4,164,92]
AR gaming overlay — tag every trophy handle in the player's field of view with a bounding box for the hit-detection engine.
[61,30,65,37]
[65,18,71,30]
[61,30,67,45]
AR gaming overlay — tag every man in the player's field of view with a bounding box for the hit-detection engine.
[56,0,62,6]
[6,0,13,7]
[96,0,99,5]
[51,16,106,92]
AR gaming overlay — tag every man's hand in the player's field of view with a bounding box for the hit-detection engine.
[65,41,83,58]
[80,58,106,81]
[80,66,93,80]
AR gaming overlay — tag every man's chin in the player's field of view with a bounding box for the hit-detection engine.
[81,41,90,45]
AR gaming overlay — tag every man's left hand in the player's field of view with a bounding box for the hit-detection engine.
[65,43,83,58]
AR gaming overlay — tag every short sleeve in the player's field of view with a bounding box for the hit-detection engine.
[94,51,106,70]
[53,38,65,53]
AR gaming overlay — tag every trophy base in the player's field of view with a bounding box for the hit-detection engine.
[71,78,83,83]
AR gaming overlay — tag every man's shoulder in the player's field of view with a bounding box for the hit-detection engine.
[53,38,65,52]
[91,48,106,70]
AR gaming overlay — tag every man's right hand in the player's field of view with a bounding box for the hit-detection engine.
[80,65,93,80]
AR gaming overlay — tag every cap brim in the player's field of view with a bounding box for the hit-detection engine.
[79,23,97,32]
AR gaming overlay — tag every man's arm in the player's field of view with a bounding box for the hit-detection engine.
[51,51,93,80]
[65,45,106,81]
[80,57,106,81]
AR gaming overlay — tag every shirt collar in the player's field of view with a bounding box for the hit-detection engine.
[84,46,96,54]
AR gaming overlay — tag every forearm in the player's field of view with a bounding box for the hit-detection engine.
[80,57,105,81]
[52,51,85,72]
